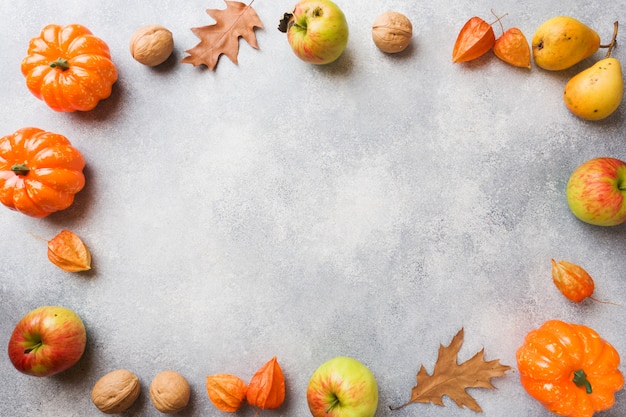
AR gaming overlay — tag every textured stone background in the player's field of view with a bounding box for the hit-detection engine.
[1,1,625,416]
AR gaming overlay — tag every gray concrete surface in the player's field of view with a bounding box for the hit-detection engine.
[1,1,626,416]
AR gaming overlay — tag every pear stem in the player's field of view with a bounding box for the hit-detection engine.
[601,21,619,58]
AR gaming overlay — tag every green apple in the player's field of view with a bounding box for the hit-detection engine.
[7,305,86,377]
[307,356,378,417]
[278,0,349,65]
[566,157,626,226]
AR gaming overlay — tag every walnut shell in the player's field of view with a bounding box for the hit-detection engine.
[372,12,413,53]
[149,370,191,414]
[91,369,141,414]
[130,25,174,66]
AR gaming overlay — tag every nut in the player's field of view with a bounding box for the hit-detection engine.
[149,370,191,414]
[130,25,174,66]
[372,12,413,53]
[91,369,141,414]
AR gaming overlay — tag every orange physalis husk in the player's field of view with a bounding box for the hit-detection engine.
[246,356,285,410]
[452,17,496,63]
[551,259,600,303]
[206,373,248,412]
[47,230,91,272]
[494,27,531,68]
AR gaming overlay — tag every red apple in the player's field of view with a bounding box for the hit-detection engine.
[278,0,349,65]
[566,157,626,226]
[7,305,86,377]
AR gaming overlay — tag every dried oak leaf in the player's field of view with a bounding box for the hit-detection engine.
[182,0,264,70]
[392,328,510,413]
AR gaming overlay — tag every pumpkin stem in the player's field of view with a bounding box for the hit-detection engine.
[10,163,30,176]
[50,58,70,70]
[573,369,593,394]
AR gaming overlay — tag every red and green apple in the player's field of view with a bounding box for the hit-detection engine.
[278,0,349,65]
[7,305,87,377]
[566,157,626,226]
[307,356,378,417]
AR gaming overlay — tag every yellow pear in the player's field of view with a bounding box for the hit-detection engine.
[563,58,623,120]
[563,22,623,121]
[532,16,600,70]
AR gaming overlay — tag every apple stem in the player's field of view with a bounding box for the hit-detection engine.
[325,396,341,413]
[600,21,619,58]
[24,341,42,354]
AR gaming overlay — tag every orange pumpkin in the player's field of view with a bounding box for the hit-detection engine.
[0,127,86,218]
[21,23,118,112]
[517,320,624,417]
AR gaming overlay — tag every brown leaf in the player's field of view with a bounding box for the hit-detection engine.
[392,328,510,413]
[182,0,264,70]
[47,230,91,272]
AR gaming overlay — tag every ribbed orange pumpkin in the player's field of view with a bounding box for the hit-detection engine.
[0,127,85,218]
[517,320,624,417]
[21,23,118,112]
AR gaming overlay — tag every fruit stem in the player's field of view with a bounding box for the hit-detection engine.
[24,341,43,354]
[601,21,619,58]
[49,57,70,71]
[325,396,340,413]
[589,296,621,306]
[10,163,29,176]
[490,9,508,36]
[572,369,593,394]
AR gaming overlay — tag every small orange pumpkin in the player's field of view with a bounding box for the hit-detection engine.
[517,320,624,417]
[21,23,118,112]
[0,127,85,218]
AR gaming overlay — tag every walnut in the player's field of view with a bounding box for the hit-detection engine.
[149,370,191,414]
[91,369,141,414]
[372,12,413,53]
[130,25,174,66]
